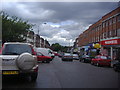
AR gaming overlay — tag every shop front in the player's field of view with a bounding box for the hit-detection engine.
[100,37,120,60]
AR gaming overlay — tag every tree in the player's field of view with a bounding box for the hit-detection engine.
[51,43,68,52]
[1,11,33,43]
[51,43,62,51]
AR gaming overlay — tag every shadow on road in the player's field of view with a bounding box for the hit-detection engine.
[2,76,36,88]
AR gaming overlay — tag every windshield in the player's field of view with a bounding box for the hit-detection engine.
[2,44,32,55]
[64,53,72,56]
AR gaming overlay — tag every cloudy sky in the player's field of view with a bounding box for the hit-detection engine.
[2,0,119,46]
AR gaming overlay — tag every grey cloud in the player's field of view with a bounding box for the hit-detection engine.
[2,2,118,46]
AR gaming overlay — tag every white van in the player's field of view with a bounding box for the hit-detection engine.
[35,48,55,60]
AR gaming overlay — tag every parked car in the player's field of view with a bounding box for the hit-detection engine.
[80,55,92,63]
[91,55,111,67]
[35,48,54,61]
[72,54,79,60]
[53,51,61,57]
[112,59,120,72]
[36,52,52,63]
[46,48,55,59]
[62,53,73,61]
[1,42,38,82]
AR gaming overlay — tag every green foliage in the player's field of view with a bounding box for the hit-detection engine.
[51,43,68,52]
[1,11,33,43]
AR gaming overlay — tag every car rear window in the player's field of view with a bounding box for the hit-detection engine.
[100,56,107,59]
[64,53,72,56]
[2,44,32,55]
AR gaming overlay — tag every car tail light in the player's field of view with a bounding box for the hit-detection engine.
[29,45,37,55]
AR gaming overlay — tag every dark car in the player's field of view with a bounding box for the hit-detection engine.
[112,60,120,72]
[73,54,79,60]
[36,52,52,63]
[80,55,92,63]
[62,53,73,61]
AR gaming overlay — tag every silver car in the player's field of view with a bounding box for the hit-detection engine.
[0,42,38,82]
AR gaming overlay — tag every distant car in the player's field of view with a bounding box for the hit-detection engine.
[36,52,52,63]
[62,53,73,61]
[91,55,111,67]
[72,54,79,60]
[112,60,120,72]
[80,55,92,63]
[53,52,61,57]
[1,42,38,82]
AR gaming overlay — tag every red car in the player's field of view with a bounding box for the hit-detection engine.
[91,55,111,67]
[36,52,52,63]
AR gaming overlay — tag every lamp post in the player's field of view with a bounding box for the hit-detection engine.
[37,22,47,48]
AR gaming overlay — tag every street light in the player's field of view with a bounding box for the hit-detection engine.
[38,22,47,48]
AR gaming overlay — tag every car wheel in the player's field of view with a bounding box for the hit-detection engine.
[42,61,45,63]
[83,59,85,63]
[31,72,38,82]
[113,65,118,72]
[96,62,100,67]
[91,61,94,65]
[46,60,50,63]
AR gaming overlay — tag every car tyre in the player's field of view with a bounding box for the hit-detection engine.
[113,65,118,72]
[31,72,38,82]
[83,59,85,63]
[42,61,45,63]
[91,61,94,65]
[96,62,100,67]
[46,60,50,63]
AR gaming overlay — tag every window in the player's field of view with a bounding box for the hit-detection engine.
[2,44,32,55]
[113,17,116,23]
[118,15,120,22]
[100,56,107,59]
[109,19,113,25]
[107,31,109,38]
[102,22,105,28]
[106,21,108,27]
[109,31,112,37]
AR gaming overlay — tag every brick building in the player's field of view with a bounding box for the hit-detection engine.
[75,6,120,60]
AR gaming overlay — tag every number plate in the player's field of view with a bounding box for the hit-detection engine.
[3,71,19,75]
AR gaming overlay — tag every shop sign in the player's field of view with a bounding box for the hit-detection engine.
[100,38,120,45]
[93,43,101,48]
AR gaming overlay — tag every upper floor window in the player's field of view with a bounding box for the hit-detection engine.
[118,15,120,22]
[106,21,108,27]
[113,17,116,23]
[102,22,105,28]
[109,19,113,25]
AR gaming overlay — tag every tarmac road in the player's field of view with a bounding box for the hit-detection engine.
[2,56,120,89]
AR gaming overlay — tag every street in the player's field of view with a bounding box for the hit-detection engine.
[3,56,120,88]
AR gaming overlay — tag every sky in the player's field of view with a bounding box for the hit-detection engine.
[1,0,119,46]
